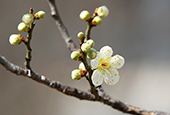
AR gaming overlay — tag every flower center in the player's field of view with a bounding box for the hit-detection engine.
[98,59,109,69]
[101,62,107,66]
[97,57,113,71]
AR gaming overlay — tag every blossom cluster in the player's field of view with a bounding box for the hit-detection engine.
[70,5,125,87]
[9,10,45,46]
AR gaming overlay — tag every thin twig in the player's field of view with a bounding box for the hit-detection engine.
[47,0,99,99]
[24,8,35,69]
[47,0,78,52]
[0,55,169,115]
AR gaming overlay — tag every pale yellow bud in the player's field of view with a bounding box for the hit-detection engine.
[79,10,91,21]
[91,16,102,26]
[9,34,24,45]
[71,69,82,80]
[96,5,109,18]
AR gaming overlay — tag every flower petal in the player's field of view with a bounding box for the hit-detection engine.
[91,69,103,86]
[104,76,120,85]
[100,46,113,57]
[102,69,119,85]
[91,52,100,69]
[111,54,125,69]
[108,69,120,85]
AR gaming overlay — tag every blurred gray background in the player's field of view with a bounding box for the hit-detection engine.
[0,0,170,115]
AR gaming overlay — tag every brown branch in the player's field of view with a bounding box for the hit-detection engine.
[0,55,169,115]
[47,0,78,52]
[46,0,170,115]
[0,55,94,100]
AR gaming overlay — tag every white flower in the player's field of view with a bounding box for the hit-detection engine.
[91,46,125,86]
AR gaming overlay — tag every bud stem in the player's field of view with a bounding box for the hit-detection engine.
[24,12,35,69]
[85,22,92,41]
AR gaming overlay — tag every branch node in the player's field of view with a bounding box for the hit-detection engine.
[40,75,46,81]
[49,81,56,88]
[27,69,31,77]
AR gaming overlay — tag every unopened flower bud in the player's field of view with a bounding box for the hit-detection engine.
[79,62,86,70]
[91,16,102,26]
[22,14,34,24]
[87,48,97,59]
[18,22,29,32]
[9,34,24,45]
[77,32,84,40]
[96,5,109,18]
[71,51,81,61]
[35,11,45,20]
[79,10,91,21]
[71,69,82,80]
[86,39,95,48]
[81,43,91,52]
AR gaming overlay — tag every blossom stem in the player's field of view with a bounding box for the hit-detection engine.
[85,22,92,40]
[24,8,35,69]
[83,17,100,98]
[81,47,99,98]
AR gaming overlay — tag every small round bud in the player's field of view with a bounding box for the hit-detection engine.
[79,62,86,70]
[87,48,97,59]
[86,39,95,48]
[71,69,82,80]
[35,11,45,20]
[22,14,34,24]
[81,43,91,52]
[91,16,102,26]
[9,34,24,45]
[96,5,109,18]
[70,51,81,61]
[17,22,29,32]
[79,10,91,21]
[77,32,84,40]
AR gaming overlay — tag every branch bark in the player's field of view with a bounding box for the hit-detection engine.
[0,55,169,115]
[47,0,78,52]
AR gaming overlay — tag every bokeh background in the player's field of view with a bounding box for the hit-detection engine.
[0,0,170,115]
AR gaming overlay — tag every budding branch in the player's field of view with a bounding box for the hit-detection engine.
[0,55,167,115]
[0,0,169,114]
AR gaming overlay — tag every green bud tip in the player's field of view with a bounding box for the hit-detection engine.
[86,39,95,48]
[81,43,91,52]
[9,34,24,45]
[91,16,102,26]
[71,69,82,80]
[87,48,97,60]
[70,51,81,61]
[79,10,91,21]
[96,5,109,18]
[22,14,34,24]
[77,32,84,40]
[35,11,45,20]
[18,22,30,32]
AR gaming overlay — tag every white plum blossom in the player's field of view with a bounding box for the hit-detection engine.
[91,46,125,86]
